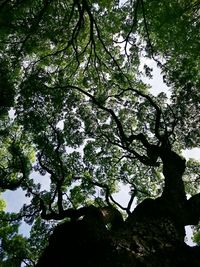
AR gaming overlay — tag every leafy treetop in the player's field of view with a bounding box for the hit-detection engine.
[0,0,199,265]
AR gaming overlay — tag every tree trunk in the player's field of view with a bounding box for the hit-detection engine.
[36,149,200,267]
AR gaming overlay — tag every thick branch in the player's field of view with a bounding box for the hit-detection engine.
[186,193,200,225]
[160,146,187,206]
[40,205,100,221]
[0,177,23,190]
[59,84,163,167]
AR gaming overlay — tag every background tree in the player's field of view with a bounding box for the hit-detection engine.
[0,0,200,266]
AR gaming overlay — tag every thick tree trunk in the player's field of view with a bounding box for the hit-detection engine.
[36,211,200,267]
[36,148,200,267]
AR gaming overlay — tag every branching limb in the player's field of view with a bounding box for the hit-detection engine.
[52,84,162,166]
[37,124,66,215]
[91,180,128,212]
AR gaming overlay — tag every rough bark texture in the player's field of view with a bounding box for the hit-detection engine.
[36,149,200,267]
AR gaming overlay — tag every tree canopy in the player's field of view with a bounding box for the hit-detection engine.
[0,0,200,266]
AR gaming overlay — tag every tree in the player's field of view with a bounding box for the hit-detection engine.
[0,0,200,266]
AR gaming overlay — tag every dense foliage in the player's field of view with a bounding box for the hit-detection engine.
[0,0,199,266]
